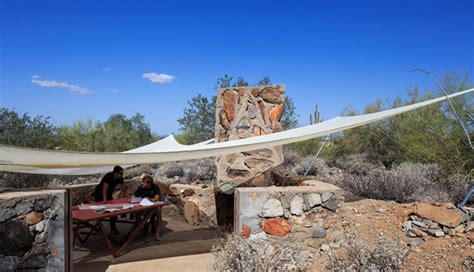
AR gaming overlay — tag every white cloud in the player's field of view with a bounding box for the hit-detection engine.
[31,76,92,95]
[142,73,175,84]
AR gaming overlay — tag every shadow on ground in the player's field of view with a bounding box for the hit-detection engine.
[73,215,223,272]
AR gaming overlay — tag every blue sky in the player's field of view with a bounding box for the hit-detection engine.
[1,0,472,135]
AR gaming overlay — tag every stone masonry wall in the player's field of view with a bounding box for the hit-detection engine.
[215,85,286,189]
[0,189,70,271]
[234,184,344,238]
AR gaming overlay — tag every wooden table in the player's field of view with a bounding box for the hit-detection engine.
[72,198,168,258]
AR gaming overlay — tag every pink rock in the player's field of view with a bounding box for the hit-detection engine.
[223,90,235,122]
[414,203,463,228]
[261,218,292,236]
[269,104,284,123]
[241,224,251,239]
[260,87,283,103]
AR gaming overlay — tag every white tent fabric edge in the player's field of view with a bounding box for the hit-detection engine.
[0,88,472,173]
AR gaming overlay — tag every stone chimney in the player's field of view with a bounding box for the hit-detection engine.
[215,85,285,193]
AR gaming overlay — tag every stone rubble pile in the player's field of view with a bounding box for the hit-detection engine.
[238,185,345,253]
[403,203,473,247]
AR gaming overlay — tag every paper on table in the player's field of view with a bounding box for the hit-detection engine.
[131,196,142,204]
[105,208,121,213]
[90,205,106,210]
[139,198,154,206]
[122,204,134,209]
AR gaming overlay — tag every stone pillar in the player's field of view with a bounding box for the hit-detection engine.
[215,85,286,192]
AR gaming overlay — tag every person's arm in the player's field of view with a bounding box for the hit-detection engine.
[148,185,161,202]
[102,183,108,201]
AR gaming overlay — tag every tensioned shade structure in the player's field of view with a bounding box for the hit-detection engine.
[0,88,472,175]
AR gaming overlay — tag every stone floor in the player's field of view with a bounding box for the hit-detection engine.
[73,215,222,272]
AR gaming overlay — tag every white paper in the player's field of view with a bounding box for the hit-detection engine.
[131,196,143,204]
[89,205,106,210]
[139,198,154,207]
[122,204,135,209]
[105,208,120,212]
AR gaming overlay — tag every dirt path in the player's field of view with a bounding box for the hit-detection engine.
[106,253,213,272]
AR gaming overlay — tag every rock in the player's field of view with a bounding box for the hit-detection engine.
[244,158,273,170]
[321,192,332,203]
[410,228,428,237]
[283,211,290,219]
[271,122,283,132]
[35,220,46,232]
[183,189,195,197]
[223,90,235,121]
[242,149,273,158]
[237,117,251,135]
[261,218,292,236]
[251,87,260,97]
[183,200,200,225]
[260,86,283,104]
[290,196,304,216]
[228,169,251,179]
[426,228,445,237]
[33,199,48,212]
[168,187,179,196]
[302,219,313,228]
[307,239,322,249]
[18,254,48,269]
[162,205,179,217]
[414,203,463,228]
[259,199,283,218]
[0,219,34,255]
[251,173,272,187]
[304,193,321,210]
[269,104,284,123]
[409,238,423,247]
[320,244,330,251]
[322,197,338,212]
[241,224,251,239]
[248,103,258,119]
[447,228,456,236]
[454,224,465,233]
[0,209,16,223]
[312,228,327,238]
[219,110,230,129]
[15,201,32,215]
[465,221,474,232]
[326,230,343,244]
[25,212,44,225]
[257,101,266,123]
[249,231,267,242]
[0,256,17,271]
[412,220,427,229]
[34,231,48,244]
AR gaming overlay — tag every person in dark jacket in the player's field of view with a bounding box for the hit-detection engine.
[134,174,161,239]
[94,165,126,235]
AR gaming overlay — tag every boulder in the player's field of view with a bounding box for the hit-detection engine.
[223,90,235,122]
[304,193,322,209]
[260,86,283,104]
[413,203,463,228]
[259,199,283,218]
[261,218,291,236]
[0,219,34,256]
[33,199,48,212]
[183,199,200,225]
[269,104,284,123]
[290,196,304,216]
[322,197,338,212]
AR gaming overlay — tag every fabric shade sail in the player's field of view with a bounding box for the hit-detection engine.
[0,88,472,174]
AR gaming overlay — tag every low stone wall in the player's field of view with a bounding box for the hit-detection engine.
[0,189,71,271]
[234,184,344,237]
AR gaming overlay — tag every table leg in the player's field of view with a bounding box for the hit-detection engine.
[155,207,162,240]
[114,209,156,257]
[97,219,118,258]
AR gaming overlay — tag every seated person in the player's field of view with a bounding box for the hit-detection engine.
[134,174,161,239]
[93,165,126,235]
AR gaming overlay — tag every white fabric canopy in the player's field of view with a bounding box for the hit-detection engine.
[0,88,472,174]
